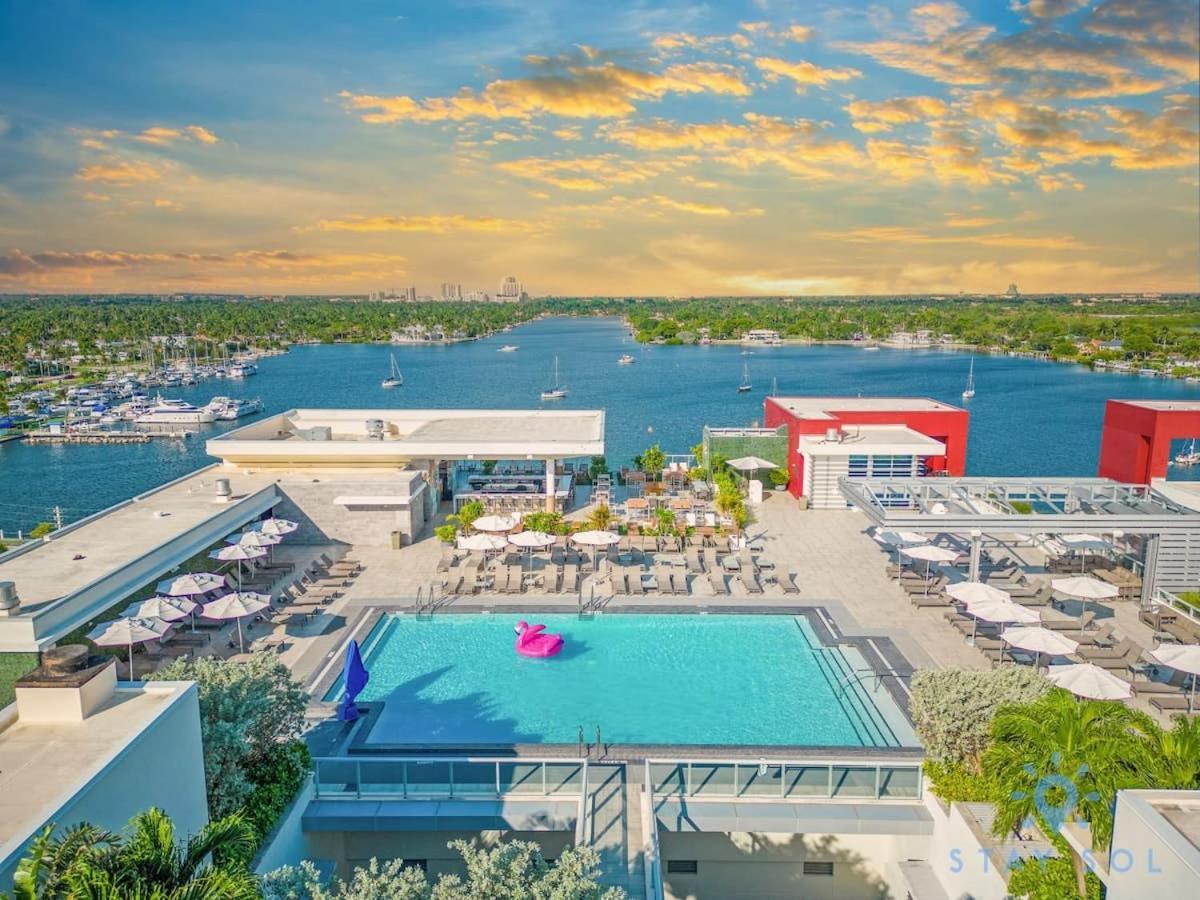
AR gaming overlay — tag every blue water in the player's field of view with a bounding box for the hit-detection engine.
[2,315,1198,531]
[330,613,905,747]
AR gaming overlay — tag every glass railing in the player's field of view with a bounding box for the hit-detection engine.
[313,757,588,800]
[647,759,921,802]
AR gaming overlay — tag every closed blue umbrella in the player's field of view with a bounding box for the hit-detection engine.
[337,639,370,722]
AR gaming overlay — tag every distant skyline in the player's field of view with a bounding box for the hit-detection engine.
[0,0,1196,295]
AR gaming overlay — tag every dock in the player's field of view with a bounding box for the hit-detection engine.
[22,429,194,445]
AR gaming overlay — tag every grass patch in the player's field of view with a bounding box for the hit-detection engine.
[0,652,40,708]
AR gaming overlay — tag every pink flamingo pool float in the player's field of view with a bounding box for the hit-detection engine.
[514,621,564,658]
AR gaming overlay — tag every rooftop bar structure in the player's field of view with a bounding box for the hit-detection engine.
[1099,400,1200,484]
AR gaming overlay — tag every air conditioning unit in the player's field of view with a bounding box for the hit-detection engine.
[365,419,385,441]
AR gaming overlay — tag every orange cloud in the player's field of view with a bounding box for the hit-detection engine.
[75,160,162,184]
[495,154,694,191]
[755,57,861,92]
[314,214,538,233]
[817,225,1088,249]
[845,95,948,132]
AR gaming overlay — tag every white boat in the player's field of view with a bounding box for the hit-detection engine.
[135,397,215,425]
[382,353,403,389]
[863,345,880,351]
[541,356,568,401]
[618,354,635,365]
[962,359,976,399]
[499,345,519,352]
[228,363,257,378]
[205,397,263,420]
[737,362,752,393]
[1174,439,1200,467]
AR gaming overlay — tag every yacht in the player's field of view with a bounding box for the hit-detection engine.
[499,345,519,352]
[228,363,258,379]
[618,354,635,365]
[135,397,215,425]
[1173,439,1200,467]
[540,356,568,401]
[737,362,752,393]
[205,397,264,420]
[962,359,976,399]
[382,353,403,389]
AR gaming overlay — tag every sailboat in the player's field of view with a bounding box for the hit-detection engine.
[961,359,976,399]
[737,362,752,393]
[381,353,403,389]
[540,356,568,400]
[1174,439,1200,467]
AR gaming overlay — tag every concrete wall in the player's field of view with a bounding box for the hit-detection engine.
[922,797,1011,900]
[0,683,209,890]
[1108,791,1200,898]
[303,828,573,884]
[658,831,926,900]
[272,472,430,548]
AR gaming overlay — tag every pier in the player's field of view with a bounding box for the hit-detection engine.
[22,429,194,445]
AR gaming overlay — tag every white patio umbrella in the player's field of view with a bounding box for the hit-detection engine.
[457,533,509,552]
[245,517,299,537]
[947,581,1012,606]
[157,572,224,597]
[227,531,281,549]
[1002,626,1080,669]
[201,591,271,653]
[509,530,557,574]
[120,596,197,631]
[962,598,1039,643]
[874,529,928,576]
[726,456,778,476]
[1051,575,1120,602]
[1059,533,1112,573]
[87,616,169,679]
[1046,663,1133,701]
[572,529,621,571]
[1148,644,1200,712]
[209,542,267,590]
[901,544,960,595]
[473,514,518,533]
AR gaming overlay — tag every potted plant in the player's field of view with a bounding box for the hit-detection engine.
[769,467,790,492]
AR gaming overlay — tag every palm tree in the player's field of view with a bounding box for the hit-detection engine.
[2,809,259,900]
[984,691,1150,898]
[1141,713,1200,790]
[588,504,614,531]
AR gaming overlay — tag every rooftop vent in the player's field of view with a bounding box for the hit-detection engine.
[365,419,385,441]
[824,427,842,443]
[214,478,232,503]
[0,580,19,617]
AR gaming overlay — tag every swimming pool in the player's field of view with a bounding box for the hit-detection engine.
[328,613,916,748]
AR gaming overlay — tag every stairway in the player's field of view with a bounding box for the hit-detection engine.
[581,762,647,899]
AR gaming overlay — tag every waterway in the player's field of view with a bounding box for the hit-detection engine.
[1,316,1197,532]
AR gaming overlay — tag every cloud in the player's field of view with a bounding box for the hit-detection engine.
[816,225,1089,249]
[495,154,693,191]
[133,124,219,146]
[562,193,763,218]
[153,198,182,210]
[944,215,1005,227]
[845,96,948,132]
[784,25,814,43]
[552,125,584,140]
[185,125,220,144]
[0,248,407,279]
[75,160,162,184]
[1011,0,1092,20]
[755,57,861,92]
[313,214,538,233]
[341,60,751,124]
[1037,172,1086,191]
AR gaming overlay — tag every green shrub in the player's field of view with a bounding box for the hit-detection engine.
[910,667,1052,767]
[434,524,458,544]
[923,760,1000,803]
[768,467,789,488]
[1007,856,1103,900]
[242,740,311,846]
[29,521,54,539]
[523,511,567,535]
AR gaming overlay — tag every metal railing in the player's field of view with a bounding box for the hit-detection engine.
[312,756,588,801]
[645,758,922,803]
[1153,587,1200,625]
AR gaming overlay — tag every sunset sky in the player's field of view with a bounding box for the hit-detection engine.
[0,0,1197,296]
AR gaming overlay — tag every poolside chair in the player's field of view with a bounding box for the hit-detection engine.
[1130,676,1188,696]
[737,569,763,594]
[1043,611,1095,634]
[1150,694,1197,713]
[671,573,689,596]
[504,565,524,594]
[1076,622,1115,646]
[708,569,729,595]
[1077,637,1135,660]
[436,549,457,574]
[1012,586,1053,607]
[628,569,646,595]
[779,571,800,595]
[703,547,720,571]
[320,552,362,574]
[736,548,757,573]
[1085,644,1144,673]
[686,547,704,574]
[561,563,579,594]
[910,594,951,608]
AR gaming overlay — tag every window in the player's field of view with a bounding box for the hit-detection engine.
[667,860,698,874]
[847,454,869,478]
[803,861,834,876]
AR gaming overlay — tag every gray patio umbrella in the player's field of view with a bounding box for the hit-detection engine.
[120,595,198,631]
[87,616,170,679]
[209,542,267,590]
[156,572,224,597]
[245,517,299,537]
[201,591,271,653]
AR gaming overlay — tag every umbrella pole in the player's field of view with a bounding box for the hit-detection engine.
[237,617,245,654]
[128,640,134,680]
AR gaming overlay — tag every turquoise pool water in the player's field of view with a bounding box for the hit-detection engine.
[328,614,914,748]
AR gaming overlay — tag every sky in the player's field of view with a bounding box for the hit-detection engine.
[0,0,1196,296]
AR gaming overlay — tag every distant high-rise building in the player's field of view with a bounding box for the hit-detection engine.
[1006,283,1020,298]
[440,282,462,300]
[465,290,490,303]
[403,286,417,302]
[498,275,522,301]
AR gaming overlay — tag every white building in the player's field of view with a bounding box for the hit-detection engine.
[498,275,522,301]
[440,283,463,301]
[0,651,208,889]
[1103,790,1200,898]
[798,426,946,509]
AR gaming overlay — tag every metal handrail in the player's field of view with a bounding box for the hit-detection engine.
[313,756,589,801]
[644,757,923,804]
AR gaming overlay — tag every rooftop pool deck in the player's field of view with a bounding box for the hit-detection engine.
[326,612,918,750]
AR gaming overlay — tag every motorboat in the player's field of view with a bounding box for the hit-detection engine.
[228,362,257,378]
[205,397,264,420]
[499,345,519,352]
[135,397,215,425]
[618,354,635,365]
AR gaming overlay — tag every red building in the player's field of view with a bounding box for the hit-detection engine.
[763,397,970,508]
[1098,400,1200,484]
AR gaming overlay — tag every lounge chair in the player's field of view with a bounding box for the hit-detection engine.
[736,549,757,573]
[1043,611,1095,633]
[911,594,951,608]
[671,573,689,596]
[628,570,646,595]
[708,569,729,595]
[503,566,524,594]
[1130,678,1187,695]
[1086,645,1144,673]
[1151,694,1198,713]
[703,548,720,572]
[436,550,456,574]
[779,572,800,595]
[320,552,361,574]
[561,563,579,594]
[443,572,466,596]
[737,570,763,594]
[1077,637,1136,660]
[1076,622,1116,646]
[686,547,704,574]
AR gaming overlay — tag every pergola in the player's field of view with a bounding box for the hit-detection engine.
[839,477,1200,599]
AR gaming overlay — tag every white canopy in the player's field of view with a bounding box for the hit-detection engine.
[227,531,281,549]
[1051,575,1120,601]
[457,533,509,552]
[571,530,621,547]
[120,596,196,622]
[947,581,1012,606]
[968,599,1039,625]
[472,514,518,533]
[726,456,778,473]
[202,591,272,653]
[1046,663,1133,700]
[245,517,299,537]
[509,531,557,549]
[1002,626,1079,664]
[900,545,959,563]
[87,616,170,679]
[156,572,224,597]
[1059,534,1112,551]
[874,529,927,547]
[1149,643,1200,676]
[210,543,267,562]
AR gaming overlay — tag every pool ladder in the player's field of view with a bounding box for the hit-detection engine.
[414,582,440,620]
